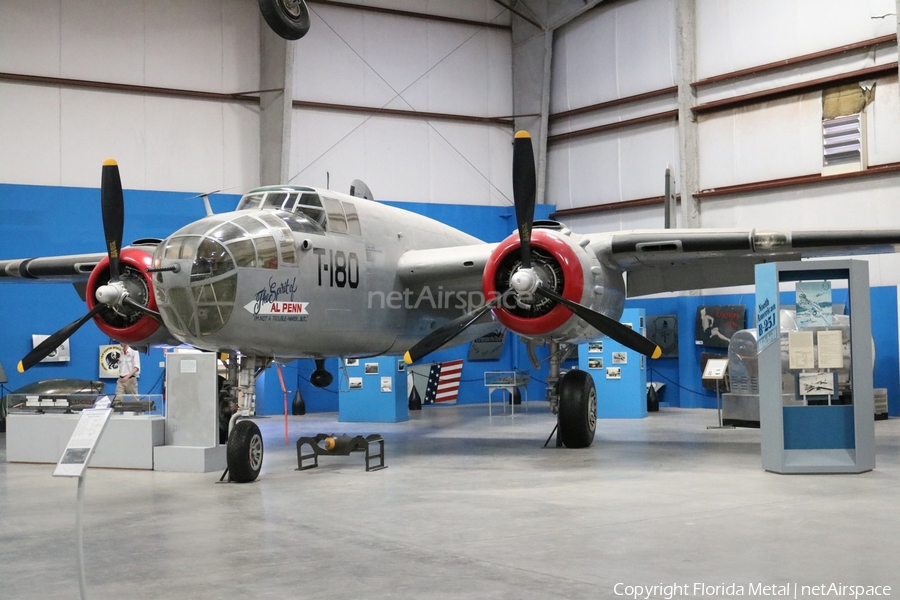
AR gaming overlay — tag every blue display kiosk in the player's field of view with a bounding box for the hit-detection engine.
[578,308,647,419]
[338,356,408,423]
[756,260,875,474]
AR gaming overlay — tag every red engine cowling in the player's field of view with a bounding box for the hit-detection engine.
[85,247,161,343]
[482,229,586,337]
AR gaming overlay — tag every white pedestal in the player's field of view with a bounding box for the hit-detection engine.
[153,445,226,473]
[6,413,164,469]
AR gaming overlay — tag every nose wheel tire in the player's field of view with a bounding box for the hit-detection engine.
[558,370,597,448]
[227,420,264,483]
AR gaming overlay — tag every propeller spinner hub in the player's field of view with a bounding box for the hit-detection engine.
[95,282,126,306]
[510,267,539,295]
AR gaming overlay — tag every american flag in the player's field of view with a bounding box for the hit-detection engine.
[423,359,464,405]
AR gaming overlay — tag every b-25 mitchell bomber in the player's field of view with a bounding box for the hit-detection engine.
[3,131,900,482]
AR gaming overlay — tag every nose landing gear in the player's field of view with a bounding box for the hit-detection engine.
[220,353,272,483]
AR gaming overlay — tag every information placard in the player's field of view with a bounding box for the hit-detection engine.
[53,405,113,478]
[817,330,844,369]
[702,358,729,380]
[788,331,815,369]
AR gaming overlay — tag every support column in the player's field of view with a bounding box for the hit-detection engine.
[676,0,700,228]
[512,20,551,205]
[259,21,295,186]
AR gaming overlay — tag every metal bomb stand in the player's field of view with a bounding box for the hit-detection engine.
[755,260,874,474]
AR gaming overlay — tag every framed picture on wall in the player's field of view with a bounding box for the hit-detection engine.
[98,345,122,379]
[695,305,745,348]
[32,335,70,363]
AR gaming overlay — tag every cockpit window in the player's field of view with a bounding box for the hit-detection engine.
[343,203,361,236]
[321,196,347,234]
[255,236,278,269]
[164,235,201,260]
[193,238,233,280]
[236,193,264,210]
[232,215,268,238]
[257,212,297,265]
[181,219,225,237]
[262,192,292,210]
[229,238,256,268]
[294,193,327,230]
[278,211,325,235]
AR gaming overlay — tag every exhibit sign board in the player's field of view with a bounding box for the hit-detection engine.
[53,404,113,478]
[755,263,780,352]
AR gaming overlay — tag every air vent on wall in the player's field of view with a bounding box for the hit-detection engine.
[822,113,867,176]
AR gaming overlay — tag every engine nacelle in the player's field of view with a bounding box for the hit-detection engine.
[482,228,626,343]
[85,247,161,344]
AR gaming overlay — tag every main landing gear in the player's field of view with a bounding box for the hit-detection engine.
[557,370,597,448]
[546,341,597,449]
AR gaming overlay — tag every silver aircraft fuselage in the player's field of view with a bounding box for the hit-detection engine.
[150,186,488,359]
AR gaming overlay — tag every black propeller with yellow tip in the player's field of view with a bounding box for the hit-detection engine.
[403,130,661,364]
[403,290,513,365]
[18,160,160,373]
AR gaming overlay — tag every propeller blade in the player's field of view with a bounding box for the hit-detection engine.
[513,131,536,269]
[123,296,164,324]
[404,291,512,364]
[101,159,125,281]
[18,304,105,373]
[534,286,662,359]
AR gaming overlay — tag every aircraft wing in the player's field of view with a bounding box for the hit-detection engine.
[0,253,107,282]
[598,228,900,297]
[397,243,498,293]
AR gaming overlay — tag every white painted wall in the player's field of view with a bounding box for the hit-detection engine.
[0,0,511,205]
[291,2,514,205]
[550,0,900,290]
[548,0,679,210]
[0,0,261,193]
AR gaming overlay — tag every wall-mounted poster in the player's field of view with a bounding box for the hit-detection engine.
[348,377,363,390]
[695,305,745,348]
[588,342,603,353]
[606,367,622,380]
[611,352,627,365]
[364,362,379,375]
[468,328,506,361]
[98,344,122,379]
[647,315,678,357]
[32,335,70,363]
[587,357,603,369]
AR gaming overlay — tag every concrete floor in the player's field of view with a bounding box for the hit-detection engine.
[1,404,898,600]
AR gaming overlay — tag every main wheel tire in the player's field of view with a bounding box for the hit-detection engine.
[558,370,597,448]
[227,420,264,483]
[258,0,310,40]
